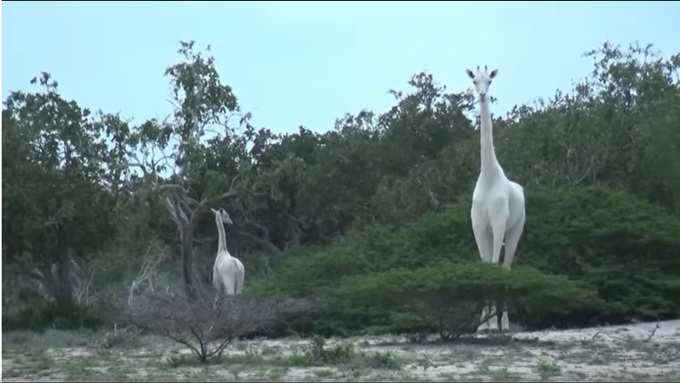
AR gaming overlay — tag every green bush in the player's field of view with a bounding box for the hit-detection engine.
[262,202,476,298]
[340,261,600,339]
[522,187,680,324]
[261,187,680,335]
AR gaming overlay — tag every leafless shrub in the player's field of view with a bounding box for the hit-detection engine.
[123,281,291,363]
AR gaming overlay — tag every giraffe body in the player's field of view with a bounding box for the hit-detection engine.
[211,208,245,295]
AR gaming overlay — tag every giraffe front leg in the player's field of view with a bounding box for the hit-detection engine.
[487,302,499,332]
[501,308,510,332]
[477,305,489,333]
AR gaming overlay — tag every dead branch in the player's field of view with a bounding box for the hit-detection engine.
[646,321,660,342]
[591,330,603,342]
[128,243,169,306]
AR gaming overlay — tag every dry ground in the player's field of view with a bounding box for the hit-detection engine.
[2,319,680,381]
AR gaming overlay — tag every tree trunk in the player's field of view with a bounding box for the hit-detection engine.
[166,192,199,300]
[54,247,75,307]
[181,225,195,299]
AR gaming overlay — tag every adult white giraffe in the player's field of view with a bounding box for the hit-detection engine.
[211,208,245,295]
[467,66,526,332]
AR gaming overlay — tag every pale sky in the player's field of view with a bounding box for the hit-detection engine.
[3,1,680,134]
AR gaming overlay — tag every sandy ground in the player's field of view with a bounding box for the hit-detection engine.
[3,319,680,381]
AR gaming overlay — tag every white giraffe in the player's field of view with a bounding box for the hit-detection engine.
[467,66,526,332]
[211,208,245,295]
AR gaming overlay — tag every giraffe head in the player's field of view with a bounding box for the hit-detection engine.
[211,208,234,225]
[466,65,497,100]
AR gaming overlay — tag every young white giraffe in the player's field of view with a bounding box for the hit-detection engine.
[467,66,526,332]
[211,208,245,296]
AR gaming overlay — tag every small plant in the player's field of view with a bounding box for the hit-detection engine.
[220,351,267,366]
[167,354,192,368]
[306,336,355,365]
[535,357,561,378]
[266,367,288,380]
[242,347,262,363]
[286,336,402,370]
[477,358,492,374]
[490,367,513,380]
[416,355,434,370]
[363,351,402,370]
[406,332,429,344]
[98,324,141,349]
[259,344,283,355]
[167,353,226,368]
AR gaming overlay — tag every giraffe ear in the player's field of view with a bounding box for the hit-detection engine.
[223,211,234,224]
[466,69,475,79]
[489,69,498,79]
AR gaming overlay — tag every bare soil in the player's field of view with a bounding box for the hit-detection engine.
[3,319,680,381]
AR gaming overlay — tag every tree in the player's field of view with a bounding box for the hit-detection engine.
[496,42,680,214]
[2,73,124,306]
[133,41,246,298]
[377,73,475,177]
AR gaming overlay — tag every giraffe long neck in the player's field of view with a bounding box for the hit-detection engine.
[215,215,229,256]
[479,96,502,179]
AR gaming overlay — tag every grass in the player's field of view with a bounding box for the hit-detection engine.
[2,368,23,378]
[3,329,95,349]
[63,364,93,381]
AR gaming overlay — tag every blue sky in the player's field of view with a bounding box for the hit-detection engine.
[3,1,680,134]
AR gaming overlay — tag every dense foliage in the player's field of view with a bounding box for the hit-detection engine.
[258,187,680,335]
[3,41,679,334]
